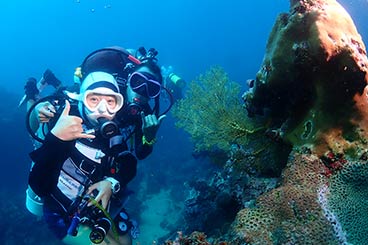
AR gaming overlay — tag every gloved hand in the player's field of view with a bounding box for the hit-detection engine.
[43,69,62,88]
[141,112,166,142]
[24,77,39,101]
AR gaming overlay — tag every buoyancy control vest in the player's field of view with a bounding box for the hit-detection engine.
[49,118,132,208]
[51,140,110,212]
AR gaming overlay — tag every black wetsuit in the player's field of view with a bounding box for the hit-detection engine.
[28,106,150,239]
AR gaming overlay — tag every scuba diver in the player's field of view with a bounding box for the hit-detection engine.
[28,71,138,244]
[161,65,186,102]
[20,69,63,109]
[76,46,170,160]
[24,46,170,164]
[24,45,173,244]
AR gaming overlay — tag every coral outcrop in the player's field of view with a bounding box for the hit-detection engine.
[230,0,368,244]
[244,0,368,156]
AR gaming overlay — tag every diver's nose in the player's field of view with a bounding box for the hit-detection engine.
[97,100,108,113]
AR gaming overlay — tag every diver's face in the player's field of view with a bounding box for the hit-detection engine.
[85,93,117,113]
[83,92,119,125]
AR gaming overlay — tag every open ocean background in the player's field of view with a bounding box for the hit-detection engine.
[0,0,366,244]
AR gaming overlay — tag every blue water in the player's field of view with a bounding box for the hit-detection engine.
[0,0,367,243]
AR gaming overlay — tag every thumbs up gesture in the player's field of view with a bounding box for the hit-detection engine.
[51,100,95,141]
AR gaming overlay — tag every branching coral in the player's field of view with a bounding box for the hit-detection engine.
[172,66,262,152]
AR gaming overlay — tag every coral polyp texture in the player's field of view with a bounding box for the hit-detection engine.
[230,152,340,244]
[327,161,368,244]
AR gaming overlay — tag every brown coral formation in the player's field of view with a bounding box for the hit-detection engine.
[231,0,368,244]
[245,0,368,157]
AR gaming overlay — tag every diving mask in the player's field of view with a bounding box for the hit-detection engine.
[128,72,161,98]
[83,88,123,123]
[70,72,124,125]
[83,88,122,112]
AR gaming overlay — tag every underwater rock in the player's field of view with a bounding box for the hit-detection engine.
[244,0,368,157]
[182,175,242,237]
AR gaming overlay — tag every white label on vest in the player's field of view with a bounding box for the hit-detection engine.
[57,170,85,201]
[75,141,102,163]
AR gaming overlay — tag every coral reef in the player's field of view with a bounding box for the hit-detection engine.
[182,173,243,238]
[244,0,368,156]
[172,66,291,176]
[164,231,227,245]
[229,0,368,244]
[228,141,290,177]
[171,0,368,244]
[229,151,339,244]
[326,161,368,244]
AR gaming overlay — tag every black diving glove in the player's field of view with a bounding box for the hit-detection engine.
[43,69,62,88]
[24,77,39,101]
